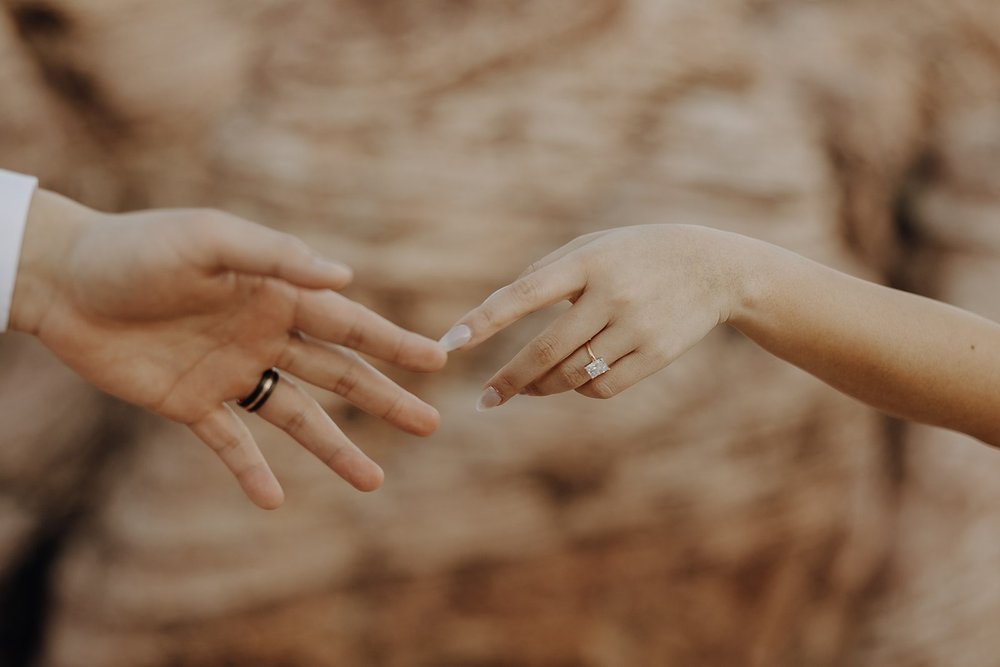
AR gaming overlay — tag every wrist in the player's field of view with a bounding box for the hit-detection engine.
[720,231,786,331]
[10,190,95,336]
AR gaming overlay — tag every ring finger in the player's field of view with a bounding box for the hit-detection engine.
[254,375,384,492]
[482,296,607,406]
[522,325,635,397]
[279,334,440,436]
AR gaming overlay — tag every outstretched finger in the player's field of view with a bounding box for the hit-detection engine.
[280,335,441,436]
[439,258,587,352]
[295,290,447,372]
[201,214,354,290]
[188,405,285,509]
[255,375,385,492]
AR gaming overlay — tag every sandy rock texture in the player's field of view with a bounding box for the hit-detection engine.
[0,1,998,665]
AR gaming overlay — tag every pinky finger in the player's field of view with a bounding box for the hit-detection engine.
[188,405,285,510]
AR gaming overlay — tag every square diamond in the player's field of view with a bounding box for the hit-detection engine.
[585,357,610,379]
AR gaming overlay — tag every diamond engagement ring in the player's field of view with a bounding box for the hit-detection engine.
[584,342,610,379]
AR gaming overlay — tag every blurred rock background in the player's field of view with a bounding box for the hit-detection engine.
[0,0,999,665]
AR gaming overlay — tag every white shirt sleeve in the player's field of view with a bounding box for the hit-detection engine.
[0,169,39,333]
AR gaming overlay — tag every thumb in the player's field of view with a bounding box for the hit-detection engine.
[202,213,353,289]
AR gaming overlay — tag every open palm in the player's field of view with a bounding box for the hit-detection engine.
[20,201,446,508]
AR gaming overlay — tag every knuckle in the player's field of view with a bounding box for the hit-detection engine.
[343,317,366,350]
[283,407,310,436]
[213,432,243,455]
[608,289,637,311]
[555,362,583,389]
[390,330,408,365]
[491,372,519,398]
[518,261,541,279]
[332,366,361,397]
[476,305,501,331]
[382,392,408,423]
[530,335,562,366]
[509,276,539,304]
[643,345,672,368]
[321,440,348,468]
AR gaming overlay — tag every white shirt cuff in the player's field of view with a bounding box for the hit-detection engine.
[0,169,38,333]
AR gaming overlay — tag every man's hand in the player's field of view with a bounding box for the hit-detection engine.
[11,190,447,509]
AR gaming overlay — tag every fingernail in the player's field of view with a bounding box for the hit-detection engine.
[476,386,502,411]
[439,324,472,352]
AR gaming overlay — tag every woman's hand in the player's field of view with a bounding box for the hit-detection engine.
[440,225,756,409]
[11,191,447,508]
[444,222,1000,449]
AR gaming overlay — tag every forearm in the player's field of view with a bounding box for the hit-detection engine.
[729,240,1000,445]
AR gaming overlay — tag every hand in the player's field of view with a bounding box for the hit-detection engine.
[11,191,447,508]
[441,225,755,409]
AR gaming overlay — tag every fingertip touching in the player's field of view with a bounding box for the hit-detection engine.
[295,292,445,370]
[438,323,472,352]
[440,263,585,354]
[437,290,509,354]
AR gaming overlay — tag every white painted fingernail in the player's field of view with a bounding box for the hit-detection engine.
[439,324,472,352]
[476,386,502,412]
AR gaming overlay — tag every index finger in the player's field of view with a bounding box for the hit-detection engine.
[442,259,586,351]
[296,289,447,372]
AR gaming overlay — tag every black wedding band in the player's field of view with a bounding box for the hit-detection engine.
[238,368,280,413]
